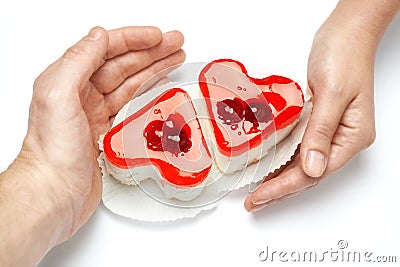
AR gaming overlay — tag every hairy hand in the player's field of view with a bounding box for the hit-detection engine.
[20,26,185,242]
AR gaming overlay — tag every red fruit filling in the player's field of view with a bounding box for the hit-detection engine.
[216,95,273,134]
[216,98,245,125]
[143,120,164,151]
[144,113,192,156]
[244,97,273,125]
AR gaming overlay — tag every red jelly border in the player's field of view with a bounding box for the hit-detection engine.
[198,58,304,157]
[103,88,212,187]
[103,88,182,169]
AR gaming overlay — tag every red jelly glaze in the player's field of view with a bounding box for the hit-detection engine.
[199,59,304,157]
[103,88,212,187]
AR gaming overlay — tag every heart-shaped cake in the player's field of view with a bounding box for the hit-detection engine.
[103,59,304,201]
[103,88,213,200]
[199,59,304,173]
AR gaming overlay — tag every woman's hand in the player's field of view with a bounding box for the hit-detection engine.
[245,7,382,212]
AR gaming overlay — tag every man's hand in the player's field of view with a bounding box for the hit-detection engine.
[0,26,185,266]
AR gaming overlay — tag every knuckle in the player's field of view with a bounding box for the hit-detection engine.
[32,87,50,110]
[309,123,335,147]
[332,85,349,99]
[33,66,52,91]
[33,76,43,91]
[351,116,376,150]
[116,60,131,81]
[340,122,376,151]
[311,77,352,101]
[327,85,349,100]
[33,77,49,106]
[363,127,376,149]
[63,44,84,61]
[103,57,131,82]
[32,77,64,110]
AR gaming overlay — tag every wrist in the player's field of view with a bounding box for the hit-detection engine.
[0,147,68,266]
[319,0,400,56]
[318,17,379,59]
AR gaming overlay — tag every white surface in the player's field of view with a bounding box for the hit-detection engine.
[0,1,399,266]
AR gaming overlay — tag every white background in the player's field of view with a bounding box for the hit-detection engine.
[0,1,399,266]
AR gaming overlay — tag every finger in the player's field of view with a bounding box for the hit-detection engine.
[91,30,184,94]
[326,135,361,174]
[300,88,351,178]
[105,26,162,59]
[34,27,109,99]
[246,191,300,212]
[107,76,170,126]
[249,160,287,193]
[247,182,320,212]
[326,96,375,173]
[150,76,171,88]
[244,158,319,211]
[105,49,186,116]
[250,153,298,193]
[265,146,300,182]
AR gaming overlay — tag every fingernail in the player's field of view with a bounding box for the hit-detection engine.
[252,198,271,206]
[305,150,326,177]
[250,203,268,213]
[250,200,278,212]
[86,27,102,40]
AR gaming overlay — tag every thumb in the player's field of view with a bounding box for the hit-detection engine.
[35,27,108,94]
[300,89,349,177]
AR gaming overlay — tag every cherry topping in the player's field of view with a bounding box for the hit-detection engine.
[162,113,192,155]
[143,113,192,155]
[216,98,245,125]
[216,95,273,135]
[143,120,164,151]
[244,97,273,124]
